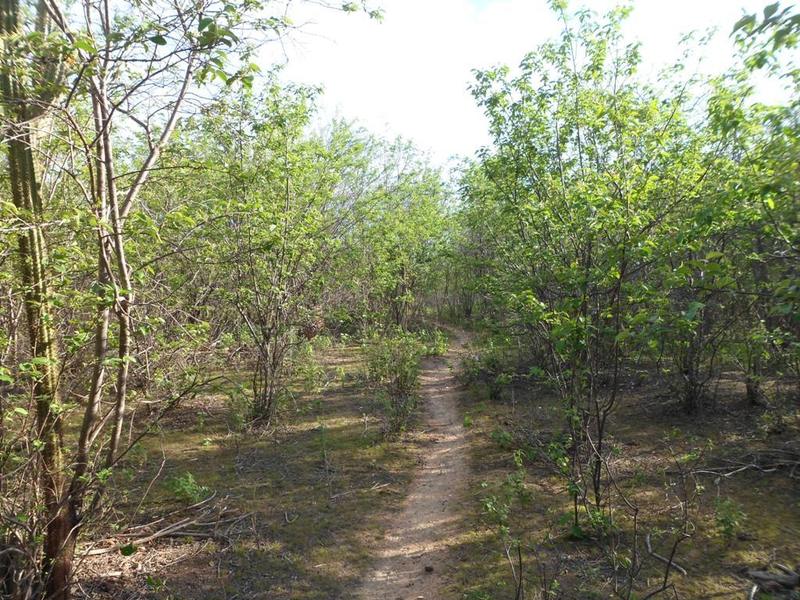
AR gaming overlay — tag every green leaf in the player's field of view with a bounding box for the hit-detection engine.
[764,2,780,20]
[149,35,167,46]
[120,543,137,556]
[13,407,28,416]
[74,37,96,54]
[528,366,545,378]
[684,301,705,321]
[198,17,213,31]
[732,14,756,33]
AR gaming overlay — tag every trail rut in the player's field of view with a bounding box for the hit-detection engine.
[357,332,469,600]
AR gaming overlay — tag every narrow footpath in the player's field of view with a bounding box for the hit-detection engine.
[357,332,470,600]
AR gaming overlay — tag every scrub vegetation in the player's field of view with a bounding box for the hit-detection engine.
[0,0,798,598]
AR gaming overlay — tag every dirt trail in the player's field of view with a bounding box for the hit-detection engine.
[357,331,470,600]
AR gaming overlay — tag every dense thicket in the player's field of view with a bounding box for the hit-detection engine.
[456,5,798,413]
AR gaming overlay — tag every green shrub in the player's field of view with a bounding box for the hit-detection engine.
[714,496,746,541]
[312,334,333,351]
[480,493,511,536]
[225,385,250,432]
[462,338,514,400]
[418,328,449,356]
[464,592,493,600]
[479,450,531,541]
[293,344,328,394]
[365,329,424,396]
[490,427,514,449]
[364,329,425,434]
[166,472,210,504]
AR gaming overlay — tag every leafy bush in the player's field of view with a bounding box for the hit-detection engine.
[464,592,493,600]
[293,344,328,394]
[479,451,531,540]
[365,330,424,396]
[461,338,515,400]
[490,427,514,450]
[480,493,511,536]
[417,328,449,356]
[714,496,746,541]
[364,329,425,434]
[312,334,333,351]
[225,385,250,432]
[166,472,210,504]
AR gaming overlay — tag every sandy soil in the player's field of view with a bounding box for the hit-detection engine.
[356,332,470,600]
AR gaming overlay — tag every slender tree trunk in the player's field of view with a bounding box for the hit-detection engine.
[747,234,769,405]
[96,88,134,467]
[70,95,112,520]
[2,0,73,589]
[6,124,74,600]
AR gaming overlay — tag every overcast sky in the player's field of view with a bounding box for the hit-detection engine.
[277,0,776,165]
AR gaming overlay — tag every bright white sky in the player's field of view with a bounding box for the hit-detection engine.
[277,0,776,165]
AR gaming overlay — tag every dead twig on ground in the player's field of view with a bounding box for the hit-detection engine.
[80,494,250,557]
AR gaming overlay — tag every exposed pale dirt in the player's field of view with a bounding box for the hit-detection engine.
[356,332,470,600]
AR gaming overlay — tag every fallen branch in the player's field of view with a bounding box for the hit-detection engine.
[741,562,800,598]
[686,446,800,480]
[83,516,200,556]
[80,494,249,557]
[329,481,393,500]
[125,491,218,532]
[645,534,688,577]
[744,568,799,590]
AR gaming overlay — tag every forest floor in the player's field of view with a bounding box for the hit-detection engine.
[449,370,800,599]
[75,330,476,600]
[73,329,799,600]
